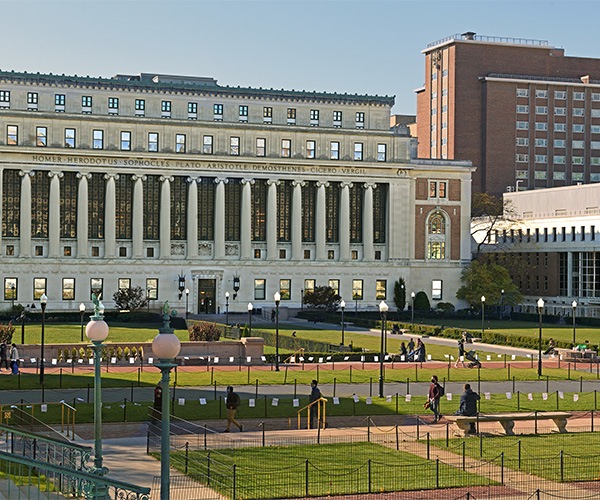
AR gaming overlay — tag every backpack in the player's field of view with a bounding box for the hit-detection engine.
[437,383,445,397]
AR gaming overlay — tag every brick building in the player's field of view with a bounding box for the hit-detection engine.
[416,32,600,197]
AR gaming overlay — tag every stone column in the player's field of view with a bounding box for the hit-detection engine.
[291,180,304,260]
[240,179,254,259]
[48,171,63,258]
[266,179,279,260]
[159,175,173,259]
[131,174,146,259]
[76,172,91,258]
[104,173,118,258]
[186,177,199,259]
[339,182,352,261]
[567,252,574,297]
[19,170,34,258]
[363,183,375,261]
[214,178,227,259]
[315,181,328,260]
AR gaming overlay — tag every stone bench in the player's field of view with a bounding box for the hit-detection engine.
[556,349,598,363]
[445,411,572,436]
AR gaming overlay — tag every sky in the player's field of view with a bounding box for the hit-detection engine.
[2,0,600,115]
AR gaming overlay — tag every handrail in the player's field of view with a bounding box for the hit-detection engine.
[297,397,327,430]
[0,422,90,453]
[284,347,305,364]
[0,401,77,440]
[61,400,77,439]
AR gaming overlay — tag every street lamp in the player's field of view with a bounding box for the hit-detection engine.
[10,285,15,310]
[79,303,86,342]
[185,289,190,319]
[572,300,578,345]
[152,302,181,500]
[19,306,28,345]
[340,300,346,345]
[39,294,48,385]
[85,294,109,498]
[274,292,281,371]
[225,291,230,326]
[247,303,253,337]
[481,295,486,335]
[410,292,415,326]
[500,289,505,318]
[537,298,545,377]
[378,301,389,398]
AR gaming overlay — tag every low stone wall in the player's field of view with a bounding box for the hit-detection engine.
[15,337,265,366]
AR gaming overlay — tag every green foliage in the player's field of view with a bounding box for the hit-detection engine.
[456,260,522,307]
[302,286,341,312]
[0,323,14,344]
[436,302,455,313]
[393,279,406,311]
[413,291,431,311]
[112,286,148,311]
[189,322,221,341]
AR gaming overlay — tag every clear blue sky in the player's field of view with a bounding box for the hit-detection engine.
[2,0,599,114]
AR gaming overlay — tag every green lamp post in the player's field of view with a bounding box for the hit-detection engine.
[152,301,181,500]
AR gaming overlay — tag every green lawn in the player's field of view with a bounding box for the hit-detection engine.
[432,432,600,482]
[167,442,495,498]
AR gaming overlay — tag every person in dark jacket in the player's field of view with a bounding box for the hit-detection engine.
[428,375,442,422]
[454,338,466,368]
[224,386,243,432]
[399,342,408,361]
[0,343,7,371]
[456,383,481,433]
[309,380,322,428]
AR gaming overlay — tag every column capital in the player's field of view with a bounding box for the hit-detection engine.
[267,179,280,186]
[316,180,330,188]
[132,174,147,182]
[292,180,306,188]
[241,178,255,185]
[76,172,93,180]
[159,175,173,183]
[340,181,353,189]
[364,182,377,189]
[214,177,229,185]
[19,170,35,178]
[104,173,120,181]
[186,176,200,183]
[48,171,64,179]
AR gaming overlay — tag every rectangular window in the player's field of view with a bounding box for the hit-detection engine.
[256,138,266,157]
[304,279,315,295]
[93,130,103,149]
[555,90,566,100]
[62,278,75,300]
[429,181,447,198]
[0,90,10,104]
[281,139,291,158]
[254,279,266,300]
[354,143,363,161]
[592,126,600,134]
[427,241,446,259]
[591,157,600,165]
[55,94,66,106]
[108,97,119,110]
[375,280,386,300]
[161,100,171,112]
[377,144,387,162]
[146,278,158,300]
[573,156,585,165]
[554,156,566,164]
[328,279,340,296]
[554,107,566,116]
[535,90,548,98]
[573,140,585,149]
[554,139,566,148]
[188,102,197,116]
[516,105,529,114]
[535,122,548,131]
[4,278,17,301]
[330,141,340,160]
[263,106,272,123]
[33,278,47,299]
[534,138,547,147]
[517,89,529,97]
[535,155,547,163]
[555,123,566,132]
[27,92,38,106]
[118,278,131,290]
[306,140,316,159]
[230,137,240,156]
[591,141,600,149]
[176,134,186,153]
[203,135,213,154]
[135,99,145,111]
[65,128,76,148]
[574,92,585,101]
[279,279,291,300]
[593,109,600,118]
[214,103,223,120]
[239,105,248,119]
[310,109,319,125]
[516,137,529,146]
[287,108,296,124]
[7,125,18,145]
[535,106,547,115]
[148,133,159,152]
[120,131,131,151]
[36,127,47,147]
[573,108,585,117]
[573,124,585,133]
[333,110,342,127]
[516,121,529,130]
[432,280,443,300]
[351,279,363,300]
[356,112,365,128]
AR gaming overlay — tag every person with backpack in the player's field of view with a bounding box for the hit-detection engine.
[224,386,243,432]
[428,375,444,422]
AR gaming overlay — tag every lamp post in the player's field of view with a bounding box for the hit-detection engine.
[340,300,346,345]
[79,303,86,342]
[185,289,190,319]
[537,298,545,377]
[19,306,27,345]
[225,291,230,326]
[353,290,358,318]
[480,295,486,335]
[152,302,181,500]
[39,294,48,385]
[247,303,253,337]
[572,300,578,345]
[500,289,505,318]
[10,285,15,310]
[85,294,109,498]
[147,288,151,313]
[378,301,389,398]
[274,292,280,371]
[410,292,415,327]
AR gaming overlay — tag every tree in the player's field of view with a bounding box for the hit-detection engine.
[413,291,431,311]
[456,260,522,308]
[112,286,148,311]
[471,193,523,255]
[393,278,406,311]
[302,286,341,312]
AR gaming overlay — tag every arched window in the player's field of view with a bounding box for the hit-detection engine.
[426,211,448,260]
[428,213,445,235]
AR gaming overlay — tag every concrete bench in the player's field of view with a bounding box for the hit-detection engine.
[556,348,598,363]
[445,411,572,436]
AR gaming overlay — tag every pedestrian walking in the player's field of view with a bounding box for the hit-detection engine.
[309,379,322,429]
[428,375,443,422]
[455,338,466,368]
[0,343,8,371]
[152,381,162,422]
[224,386,243,432]
[9,343,19,375]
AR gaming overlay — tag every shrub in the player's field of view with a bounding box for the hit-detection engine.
[414,291,431,311]
[189,322,221,342]
[436,302,455,313]
[0,323,14,345]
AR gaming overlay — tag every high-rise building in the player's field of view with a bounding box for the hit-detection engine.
[417,32,600,197]
[0,70,473,313]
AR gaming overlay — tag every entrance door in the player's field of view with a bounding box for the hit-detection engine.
[198,279,216,314]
